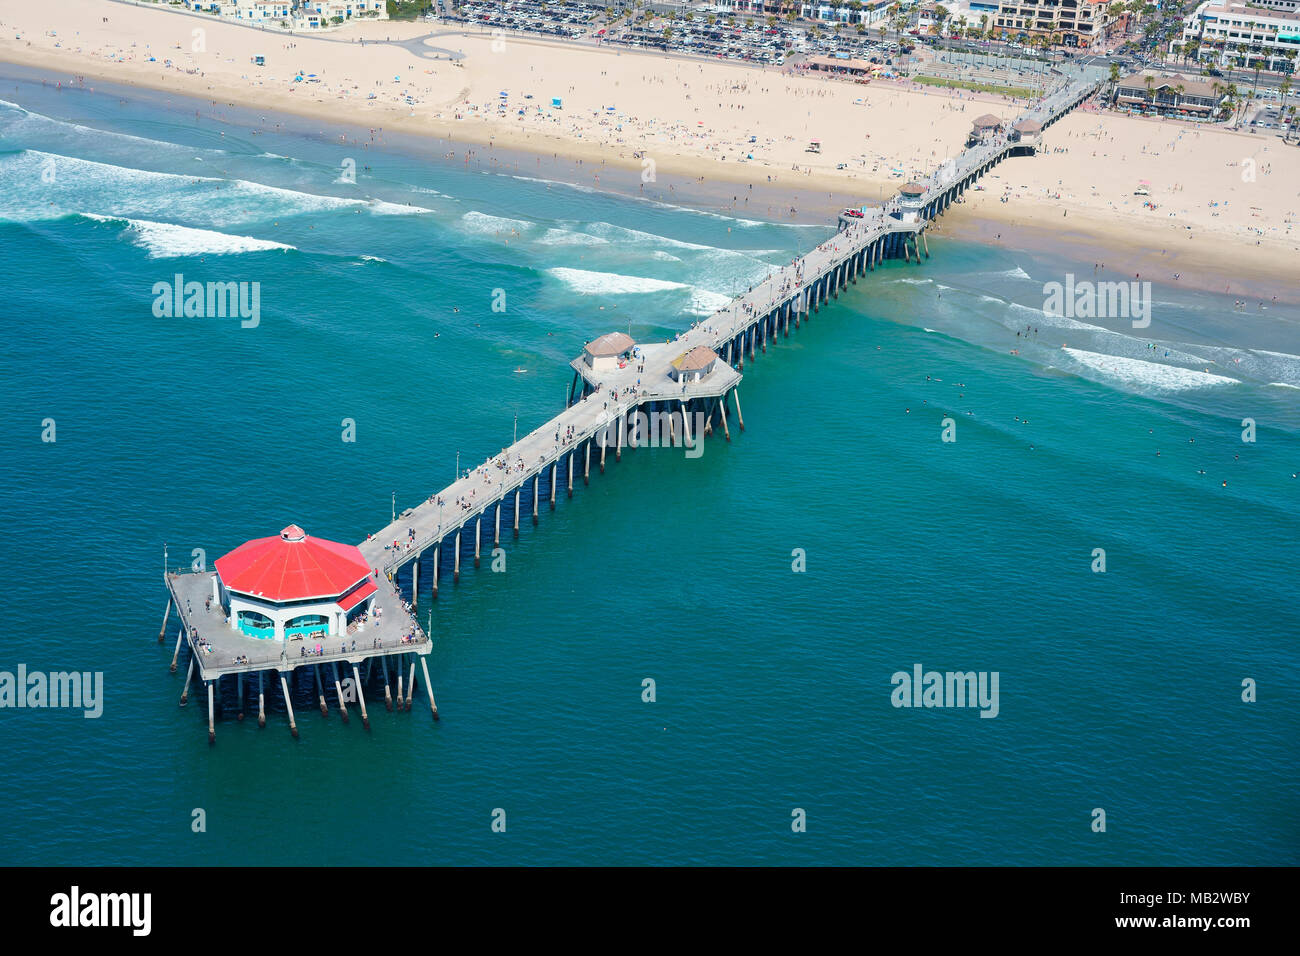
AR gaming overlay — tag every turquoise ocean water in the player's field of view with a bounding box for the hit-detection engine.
[0,75,1296,866]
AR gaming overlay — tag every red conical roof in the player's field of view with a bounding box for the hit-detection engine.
[214,525,371,602]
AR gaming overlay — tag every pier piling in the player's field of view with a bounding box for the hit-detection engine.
[180,657,194,706]
[353,664,370,730]
[280,674,297,738]
[421,656,439,721]
[314,664,328,717]
[159,599,171,643]
[257,670,266,727]
[332,662,349,723]
[169,626,184,672]
[207,682,215,745]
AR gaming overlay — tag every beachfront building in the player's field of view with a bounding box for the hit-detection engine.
[298,0,389,26]
[993,0,1116,48]
[581,332,636,373]
[805,55,877,75]
[967,112,1003,144]
[1010,117,1043,148]
[712,0,894,26]
[1112,70,1225,118]
[669,346,722,384]
[232,0,294,23]
[179,0,387,28]
[1175,1,1300,73]
[213,524,379,641]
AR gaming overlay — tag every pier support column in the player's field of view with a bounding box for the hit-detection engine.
[734,388,745,432]
[550,463,557,510]
[280,674,297,738]
[352,664,369,730]
[494,503,501,547]
[257,670,265,728]
[180,657,195,706]
[600,434,607,472]
[382,656,393,711]
[532,477,539,525]
[567,453,574,498]
[237,672,244,722]
[432,544,440,598]
[719,393,732,442]
[514,490,521,537]
[158,598,171,643]
[407,661,417,710]
[314,664,328,717]
[207,681,215,746]
[584,442,590,485]
[169,626,184,673]
[475,519,481,569]
[397,667,404,710]
[454,531,461,583]
[421,656,439,720]
[333,663,349,723]
[617,415,624,462]
[923,232,930,259]
[680,401,693,447]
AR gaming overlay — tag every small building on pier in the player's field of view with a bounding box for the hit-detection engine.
[581,332,636,373]
[669,346,721,383]
[897,182,928,220]
[968,113,1003,146]
[213,524,378,641]
[1011,119,1043,151]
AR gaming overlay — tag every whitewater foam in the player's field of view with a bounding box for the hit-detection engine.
[547,267,689,296]
[83,214,295,258]
[1062,348,1239,391]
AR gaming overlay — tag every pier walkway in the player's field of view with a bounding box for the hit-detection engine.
[162,76,1100,741]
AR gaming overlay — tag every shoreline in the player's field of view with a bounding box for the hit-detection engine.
[1,9,1294,292]
[935,209,1300,306]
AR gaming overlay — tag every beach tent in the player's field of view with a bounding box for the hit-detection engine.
[499,91,508,98]
[552,97,563,108]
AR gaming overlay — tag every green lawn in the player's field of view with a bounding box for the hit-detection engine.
[914,74,1038,99]
[387,0,431,20]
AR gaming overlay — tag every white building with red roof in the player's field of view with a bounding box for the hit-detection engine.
[213,524,379,641]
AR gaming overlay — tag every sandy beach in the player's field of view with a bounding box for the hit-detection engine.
[3,0,1298,283]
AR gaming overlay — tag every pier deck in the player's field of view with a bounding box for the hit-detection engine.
[162,76,1101,739]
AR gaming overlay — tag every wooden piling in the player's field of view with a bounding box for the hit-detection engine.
[169,626,184,672]
[280,674,297,738]
[353,664,369,730]
[421,656,439,721]
[180,656,194,706]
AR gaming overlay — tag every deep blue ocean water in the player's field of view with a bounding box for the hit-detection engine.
[1,75,1296,866]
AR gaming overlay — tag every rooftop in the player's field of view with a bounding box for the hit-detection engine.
[584,331,635,358]
[214,525,372,603]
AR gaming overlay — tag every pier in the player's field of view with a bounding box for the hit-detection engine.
[161,77,1100,743]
